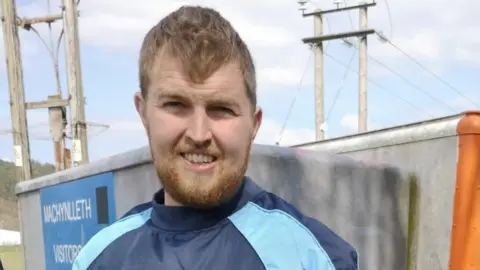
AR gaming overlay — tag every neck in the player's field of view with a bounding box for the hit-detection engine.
[164,192,183,207]
[149,178,262,232]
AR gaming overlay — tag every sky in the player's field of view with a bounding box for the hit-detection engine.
[0,0,479,164]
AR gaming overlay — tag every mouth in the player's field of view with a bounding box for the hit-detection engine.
[180,153,217,171]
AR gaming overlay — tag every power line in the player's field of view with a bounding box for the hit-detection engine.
[45,0,63,96]
[323,50,435,118]
[276,49,314,145]
[324,0,359,122]
[382,0,393,39]
[343,0,354,29]
[306,0,333,52]
[307,0,331,32]
[380,37,480,108]
[325,46,357,122]
[300,1,377,137]
[276,0,337,144]
[350,43,457,113]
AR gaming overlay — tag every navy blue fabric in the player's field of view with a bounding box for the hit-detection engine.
[72,178,358,270]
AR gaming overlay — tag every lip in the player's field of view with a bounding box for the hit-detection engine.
[181,155,216,172]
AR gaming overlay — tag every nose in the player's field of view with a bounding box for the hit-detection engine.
[185,109,212,147]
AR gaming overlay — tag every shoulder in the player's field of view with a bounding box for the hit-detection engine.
[72,203,153,270]
[120,202,152,218]
[229,192,358,270]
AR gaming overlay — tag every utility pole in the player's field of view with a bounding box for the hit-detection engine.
[1,0,32,181]
[313,13,324,140]
[358,4,368,132]
[299,1,376,136]
[63,0,89,166]
[1,0,94,174]
[1,0,75,175]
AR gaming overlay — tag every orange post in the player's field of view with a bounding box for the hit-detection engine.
[449,111,480,270]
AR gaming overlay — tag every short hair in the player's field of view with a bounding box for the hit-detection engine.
[138,6,257,107]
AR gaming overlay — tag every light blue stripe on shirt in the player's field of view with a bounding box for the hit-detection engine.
[72,208,152,270]
[228,202,335,270]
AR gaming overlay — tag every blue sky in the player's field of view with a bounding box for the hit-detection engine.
[0,0,479,164]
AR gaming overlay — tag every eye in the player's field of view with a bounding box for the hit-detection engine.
[163,101,184,108]
[211,106,235,115]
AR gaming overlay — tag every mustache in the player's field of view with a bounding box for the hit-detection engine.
[174,144,222,157]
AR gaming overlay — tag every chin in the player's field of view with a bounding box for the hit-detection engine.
[164,171,242,208]
[156,154,248,208]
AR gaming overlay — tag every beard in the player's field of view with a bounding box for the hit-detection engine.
[149,135,252,209]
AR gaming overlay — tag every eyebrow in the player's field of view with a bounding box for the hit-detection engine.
[153,88,190,101]
[154,88,240,107]
[207,96,240,109]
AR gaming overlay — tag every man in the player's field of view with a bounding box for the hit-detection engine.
[73,5,358,270]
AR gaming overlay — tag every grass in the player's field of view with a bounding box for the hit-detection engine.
[0,245,23,270]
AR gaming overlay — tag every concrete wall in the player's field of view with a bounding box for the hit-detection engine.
[294,113,462,270]
[15,111,462,270]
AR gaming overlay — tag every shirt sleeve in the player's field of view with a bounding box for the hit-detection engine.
[302,216,359,269]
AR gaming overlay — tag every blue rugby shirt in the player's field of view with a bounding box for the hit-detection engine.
[72,177,358,269]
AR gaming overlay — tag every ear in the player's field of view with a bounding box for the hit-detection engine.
[134,92,148,128]
[251,107,262,141]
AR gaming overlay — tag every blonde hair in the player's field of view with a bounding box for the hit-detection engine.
[138,6,257,107]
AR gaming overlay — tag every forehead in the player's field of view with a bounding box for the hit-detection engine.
[149,55,246,99]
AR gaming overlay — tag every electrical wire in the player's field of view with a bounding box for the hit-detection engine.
[323,50,435,118]
[324,1,356,122]
[383,39,480,108]
[46,0,62,96]
[383,0,393,39]
[349,42,457,113]
[343,0,354,30]
[17,0,66,98]
[307,0,330,33]
[325,49,356,122]
[307,0,332,50]
[28,25,64,95]
[275,49,314,145]
[367,54,456,113]
[276,0,336,145]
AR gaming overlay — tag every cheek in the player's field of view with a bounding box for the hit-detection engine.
[147,111,184,149]
[213,121,253,158]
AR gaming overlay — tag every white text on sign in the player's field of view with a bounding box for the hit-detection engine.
[53,244,83,264]
[43,198,92,224]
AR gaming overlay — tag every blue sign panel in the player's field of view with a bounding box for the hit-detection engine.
[40,172,116,269]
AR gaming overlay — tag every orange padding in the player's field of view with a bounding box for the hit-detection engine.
[449,111,480,270]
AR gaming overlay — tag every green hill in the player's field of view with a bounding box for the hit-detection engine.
[0,159,55,231]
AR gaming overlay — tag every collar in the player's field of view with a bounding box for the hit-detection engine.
[150,177,263,232]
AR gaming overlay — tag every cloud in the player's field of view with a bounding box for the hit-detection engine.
[14,0,480,82]
[340,113,382,133]
[366,0,480,67]
[16,0,313,91]
[72,0,300,51]
[5,0,478,163]
[340,114,358,132]
[259,65,308,86]
[255,118,315,146]
[15,0,480,90]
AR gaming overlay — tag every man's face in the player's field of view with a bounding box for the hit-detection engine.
[135,56,262,208]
